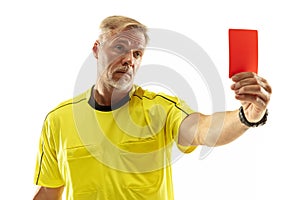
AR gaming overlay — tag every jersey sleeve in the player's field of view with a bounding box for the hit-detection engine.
[166,98,197,153]
[34,115,65,187]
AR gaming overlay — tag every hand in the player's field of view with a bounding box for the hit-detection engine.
[231,72,272,122]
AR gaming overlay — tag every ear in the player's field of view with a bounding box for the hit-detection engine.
[92,40,100,59]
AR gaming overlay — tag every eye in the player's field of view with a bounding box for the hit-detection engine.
[113,44,125,52]
[133,51,143,58]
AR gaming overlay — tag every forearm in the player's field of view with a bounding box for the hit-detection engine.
[202,110,249,146]
[33,186,64,200]
[179,110,248,147]
[202,110,248,146]
[186,110,248,147]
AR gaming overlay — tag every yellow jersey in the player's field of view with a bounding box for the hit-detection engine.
[34,85,196,199]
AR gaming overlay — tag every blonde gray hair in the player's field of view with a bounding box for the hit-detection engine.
[99,15,149,45]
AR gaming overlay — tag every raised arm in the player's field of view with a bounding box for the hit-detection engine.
[179,72,272,147]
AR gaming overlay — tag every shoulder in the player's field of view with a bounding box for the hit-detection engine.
[132,85,195,115]
[132,85,181,104]
[45,88,90,120]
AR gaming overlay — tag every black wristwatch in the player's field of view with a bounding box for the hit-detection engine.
[238,106,268,127]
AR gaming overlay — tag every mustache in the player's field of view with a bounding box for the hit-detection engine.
[114,65,132,73]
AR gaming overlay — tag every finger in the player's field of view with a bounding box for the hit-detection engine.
[231,77,258,90]
[234,85,270,103]
[231,72,256,82]
[235,94,267,108]
[261,79,272,94]
[231,76,272,95]
[252,75,272,94]
[231,72,270,89]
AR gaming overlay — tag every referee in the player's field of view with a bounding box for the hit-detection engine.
[33,15,272,200]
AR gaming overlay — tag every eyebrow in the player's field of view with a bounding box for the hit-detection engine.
[111,38,130,45]
[110,37,145,49]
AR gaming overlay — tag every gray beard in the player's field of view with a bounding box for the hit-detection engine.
[108,76,133,91]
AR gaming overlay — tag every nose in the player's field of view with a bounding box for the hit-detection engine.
[121,50,134,66]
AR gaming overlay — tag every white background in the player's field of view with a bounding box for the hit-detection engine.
[0,0,299,199]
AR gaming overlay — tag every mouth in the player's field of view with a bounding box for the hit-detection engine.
[114,66,132,75]
[113,70,132,79]
[115,69,128,73]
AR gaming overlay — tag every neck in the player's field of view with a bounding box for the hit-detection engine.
[94,82,132,106]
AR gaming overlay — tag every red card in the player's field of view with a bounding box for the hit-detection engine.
[229,29,258,78]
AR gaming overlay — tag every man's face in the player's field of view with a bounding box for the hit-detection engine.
[95,29,146,90]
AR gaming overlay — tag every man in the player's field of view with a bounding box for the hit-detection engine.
[33,15,272,200]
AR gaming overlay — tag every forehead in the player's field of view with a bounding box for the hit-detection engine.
[104,29,146,48]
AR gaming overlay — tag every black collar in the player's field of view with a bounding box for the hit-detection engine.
[88,86,130,111]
